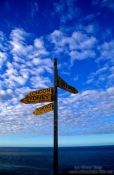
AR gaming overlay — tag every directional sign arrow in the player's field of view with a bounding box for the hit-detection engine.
[33,103,54,115]
[20,93,53,104]
[58,76,78,94]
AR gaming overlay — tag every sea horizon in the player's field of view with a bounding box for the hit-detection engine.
[0,144,114,148]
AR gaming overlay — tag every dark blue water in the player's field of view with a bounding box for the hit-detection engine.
[0,146,114,174]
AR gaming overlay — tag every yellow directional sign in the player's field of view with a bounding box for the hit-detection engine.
[33,103,54,115]
[58,76,78,94]
[20,93,53,104]
[26,87,53,97]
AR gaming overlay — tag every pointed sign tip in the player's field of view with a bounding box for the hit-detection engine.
[32,111,36,114]
[20,98,25,103]
[20,99,23,102]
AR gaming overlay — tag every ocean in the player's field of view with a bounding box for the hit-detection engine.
[0,146,114,175]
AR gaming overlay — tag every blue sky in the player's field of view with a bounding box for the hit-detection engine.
[0,0,114,147]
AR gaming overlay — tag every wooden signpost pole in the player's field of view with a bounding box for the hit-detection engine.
[54,58,58,175]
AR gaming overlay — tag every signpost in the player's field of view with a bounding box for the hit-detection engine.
[33,103,53,115]
[20,93,53,104]
[58,76,78,94]
[53,58,58,175]
[20,58,78,175]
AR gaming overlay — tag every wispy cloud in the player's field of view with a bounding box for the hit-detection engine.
[27,1,39,18]
[0,28,52,97]
[53,0,80,23]
[49,29,97,62]
[92,0,114,10]
[58,86,114,135]
[97,40,114,62]
[86,39,114,89]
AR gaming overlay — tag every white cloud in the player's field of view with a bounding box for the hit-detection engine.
[49,29,97,61]
[0,51,7,68]
[10,28,28,41]
[6,89,13,95]
[0,31,4,40]
[0,90,6,96]
[49,26,114,67]
[34,38,44,49]
[98,40,114,62]
[0,28,52,91]
[10,28,33,57]
[58,86,114,135]
[0,31,8,68]
[10,28,49,60]
[31,76,51,89]
[70,50,96,61]
[34,38,49,56]
[86,39,114,88]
